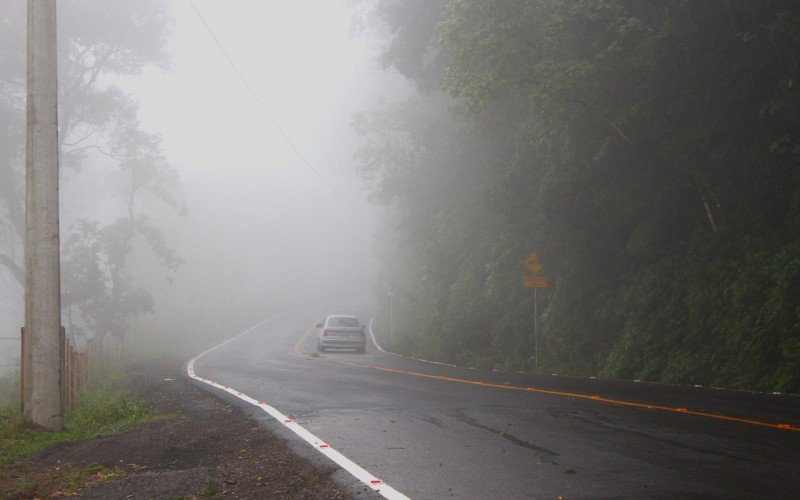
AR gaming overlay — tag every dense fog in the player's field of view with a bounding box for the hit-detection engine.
[4,1,800,392]
[0,0,410,367]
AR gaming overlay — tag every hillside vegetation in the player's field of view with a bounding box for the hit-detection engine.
[358,0,800,392]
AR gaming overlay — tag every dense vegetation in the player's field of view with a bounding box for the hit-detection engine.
[359,0,800,391]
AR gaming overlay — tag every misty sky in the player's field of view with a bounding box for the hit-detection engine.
[111,0,404,304]
[1,0,411,365]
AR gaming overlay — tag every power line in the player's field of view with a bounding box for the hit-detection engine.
[186,0,364,205]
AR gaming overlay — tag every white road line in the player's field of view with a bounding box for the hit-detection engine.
[367,317,389,354]
[187,314,409,500]
[368,317,456,368]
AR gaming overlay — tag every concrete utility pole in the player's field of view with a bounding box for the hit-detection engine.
[22,0,63,430]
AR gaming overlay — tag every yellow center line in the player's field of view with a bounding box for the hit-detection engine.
[293,327,798,432]
[293,325,316,357]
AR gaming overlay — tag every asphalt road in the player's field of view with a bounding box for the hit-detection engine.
[192,305,800,499]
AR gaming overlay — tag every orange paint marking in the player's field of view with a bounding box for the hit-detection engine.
[325,354,799,433]
[290,326,798,433]
[292,325,316,357]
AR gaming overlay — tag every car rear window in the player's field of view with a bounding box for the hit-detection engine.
[329,317,360,327]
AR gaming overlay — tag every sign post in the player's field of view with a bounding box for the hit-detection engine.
[388,290,394,344]
[523,252,548,370]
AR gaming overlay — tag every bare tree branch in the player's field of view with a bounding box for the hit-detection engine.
[572,97,634,146]
[61,124,101,147]
[0,253,23,286]
[62,144,123,161]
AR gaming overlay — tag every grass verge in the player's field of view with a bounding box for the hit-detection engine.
[0,363,163,495]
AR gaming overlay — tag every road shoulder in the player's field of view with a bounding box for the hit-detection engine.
[3,358,351,498]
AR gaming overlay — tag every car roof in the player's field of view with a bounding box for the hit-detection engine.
[326,314,358,319]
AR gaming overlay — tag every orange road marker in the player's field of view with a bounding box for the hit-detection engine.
[291,325,798,432]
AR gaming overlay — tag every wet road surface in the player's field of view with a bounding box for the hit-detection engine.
[192,306,800,499]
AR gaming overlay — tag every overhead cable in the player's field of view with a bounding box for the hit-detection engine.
[187,0,363,205]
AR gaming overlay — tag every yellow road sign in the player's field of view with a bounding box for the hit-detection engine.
[523,276,549,288]
[524,252,542,274]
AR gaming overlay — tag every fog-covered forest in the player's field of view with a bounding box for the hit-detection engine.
[1,2,184,355]
[1,1,392,370]
[1,1,799,394]
[362,0,800,392]
[3,2,800,496]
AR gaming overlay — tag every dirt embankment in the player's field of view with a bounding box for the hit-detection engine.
[3,359,359,498]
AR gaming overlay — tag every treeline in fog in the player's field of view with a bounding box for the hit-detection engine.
[358,1,800,392]
[0,2,182,357]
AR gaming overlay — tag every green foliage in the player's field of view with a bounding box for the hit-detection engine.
[203,477,222,497]
[360,0,800,392]
[0,371,20,410]
[66,366,156,434]
[0,365,160,467]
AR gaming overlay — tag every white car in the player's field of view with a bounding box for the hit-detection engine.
[316,315,367,353]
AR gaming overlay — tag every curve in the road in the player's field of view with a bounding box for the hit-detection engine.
[187,315,410,500]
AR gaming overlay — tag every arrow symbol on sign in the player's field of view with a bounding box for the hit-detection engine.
[524,252,542,274]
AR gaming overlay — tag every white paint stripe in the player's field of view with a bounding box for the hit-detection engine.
[188,315,409,500]
[367,317,389,354]
[368,317,456,368]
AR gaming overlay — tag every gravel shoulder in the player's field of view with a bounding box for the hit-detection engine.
[3,358,361,498]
